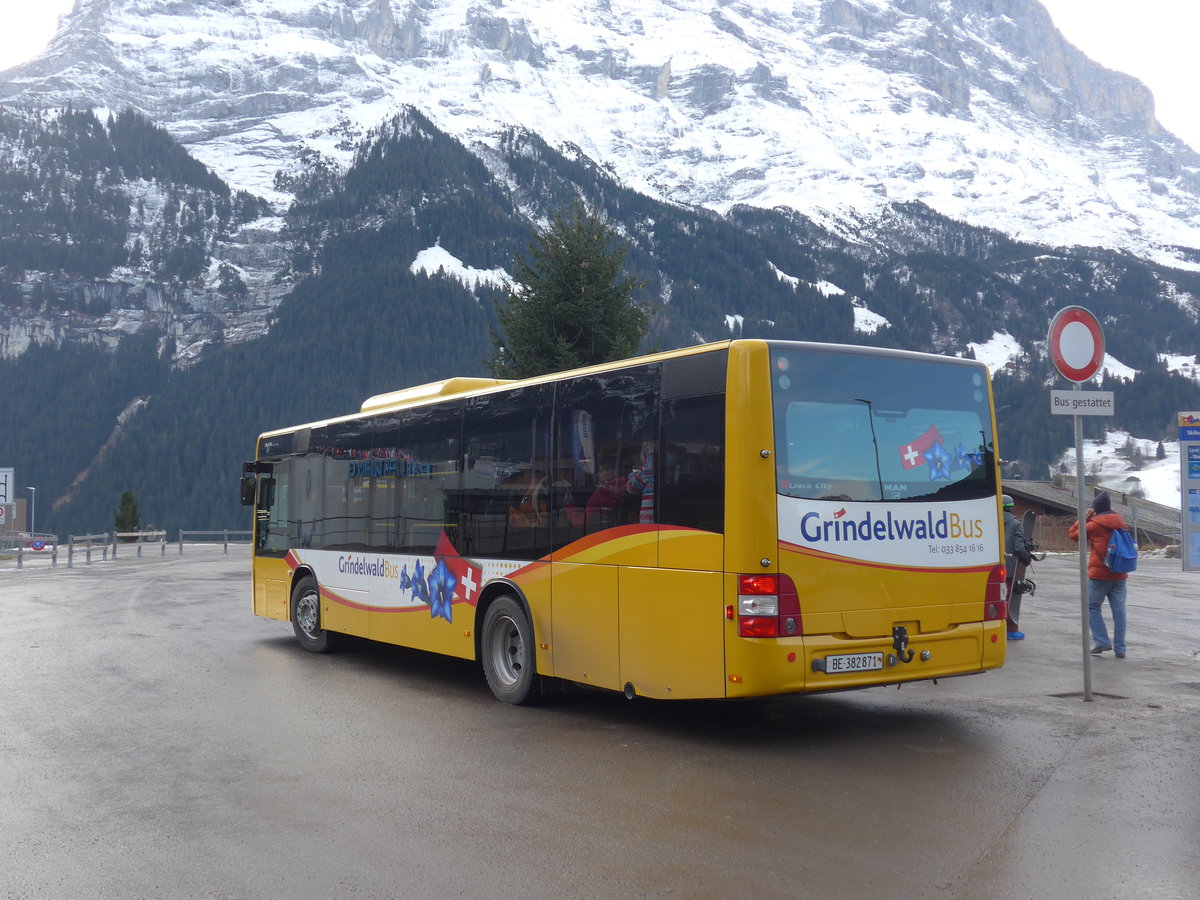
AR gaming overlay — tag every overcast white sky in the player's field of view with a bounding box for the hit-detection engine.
[0,0,1197,150]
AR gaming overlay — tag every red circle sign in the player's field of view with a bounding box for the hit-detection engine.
[1048,306,1104,382]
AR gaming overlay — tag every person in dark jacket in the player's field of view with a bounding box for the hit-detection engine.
[1067,491,1130,657]
[1002,494,1031,640]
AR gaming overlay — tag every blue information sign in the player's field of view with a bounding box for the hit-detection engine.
[1181,412,1200,572]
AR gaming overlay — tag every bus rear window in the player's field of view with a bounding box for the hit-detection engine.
[770,349,995,503]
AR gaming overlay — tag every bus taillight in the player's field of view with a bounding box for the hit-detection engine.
[737,573,802,638]
[984,563,1007,622]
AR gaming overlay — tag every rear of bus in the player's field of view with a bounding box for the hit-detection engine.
[724,341,1006,696]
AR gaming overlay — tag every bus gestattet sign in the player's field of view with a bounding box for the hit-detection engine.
[1047,306,1112,418]
[1050,390,1114,416]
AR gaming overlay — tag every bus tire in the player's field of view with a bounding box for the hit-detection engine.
[481,595,539,705]
[291,576,334,653]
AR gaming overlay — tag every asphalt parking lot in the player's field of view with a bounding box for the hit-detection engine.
[1,547,1197,898]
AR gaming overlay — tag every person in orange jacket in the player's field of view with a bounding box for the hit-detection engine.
[1067,491,1129,657]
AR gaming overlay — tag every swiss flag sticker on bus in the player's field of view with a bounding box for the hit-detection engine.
[898,425,944,470]
[435,531,483,606]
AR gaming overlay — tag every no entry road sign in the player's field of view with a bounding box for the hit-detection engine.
[1048,306,1104,383]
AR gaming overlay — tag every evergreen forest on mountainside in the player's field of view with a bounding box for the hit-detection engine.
[2,107,1200,536]
[0,108,268,286]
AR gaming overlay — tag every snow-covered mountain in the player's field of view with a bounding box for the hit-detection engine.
[4,0,1200,269]
[6,1,1200,536]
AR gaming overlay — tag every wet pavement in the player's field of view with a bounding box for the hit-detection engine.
[1,548,1197,898]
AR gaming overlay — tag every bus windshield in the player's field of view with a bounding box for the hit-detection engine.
[770,347,995,503]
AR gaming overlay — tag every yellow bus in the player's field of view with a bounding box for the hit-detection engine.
[242,339,1007,703]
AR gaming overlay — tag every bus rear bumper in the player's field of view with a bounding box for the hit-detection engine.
[725,621,1006,698]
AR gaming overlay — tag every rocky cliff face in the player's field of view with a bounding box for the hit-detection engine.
[2,0,1196,265]
[820,0,1158,136]
[0,101,290,364]
[0,248,287,364]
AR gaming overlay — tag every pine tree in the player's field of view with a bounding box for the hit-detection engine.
[114,490,141,539]
[487,202,650,378]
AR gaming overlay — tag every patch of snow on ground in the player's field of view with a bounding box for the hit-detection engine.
[968,331,1022,373]
[725,313,745,332]
[1159,353,1200,382]
[1055,429,1180,509]
[410,244,509,292]
[1100,353,1138,381]
[814,280,845,297]
[769,262,799,290]
[852,305,888,334]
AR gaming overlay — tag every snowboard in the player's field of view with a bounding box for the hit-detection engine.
[1006,509,1038,629]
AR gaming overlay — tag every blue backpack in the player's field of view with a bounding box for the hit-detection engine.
[1104,527,1138,573]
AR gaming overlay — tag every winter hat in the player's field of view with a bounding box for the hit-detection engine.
[1092,491,1111,513]
[1001,494,1014,508]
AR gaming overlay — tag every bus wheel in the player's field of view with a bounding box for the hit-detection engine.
[481,596,539,705]
[291,576,334,653]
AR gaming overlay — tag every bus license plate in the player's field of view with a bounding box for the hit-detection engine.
[825,652,883,673]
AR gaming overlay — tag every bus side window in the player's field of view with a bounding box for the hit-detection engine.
[394,401,463,555]
[293,455,323,549]
[658,394,725,533]
[369,414,401,552]
[257,473,290,555]
[553,363,659,545]
[322,421,372,551]
[462,386,552,560]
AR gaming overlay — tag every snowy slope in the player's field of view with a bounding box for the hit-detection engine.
[1057,431,1181,510]
[966,333,1184,506]
[4,0,1200,269]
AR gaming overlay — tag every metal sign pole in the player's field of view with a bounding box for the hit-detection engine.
[1074,385,1093,701]
[1049,306,1105,703]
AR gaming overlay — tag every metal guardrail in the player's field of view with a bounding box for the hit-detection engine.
[178,530,252,554]
[0,530,59,549]
[3,529,252,570]
[112,530,168,559]
[68,533,110,568]
[4,538,60,570]
[2,530,251,569]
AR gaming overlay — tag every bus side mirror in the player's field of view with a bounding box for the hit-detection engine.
[240,474,257,506]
